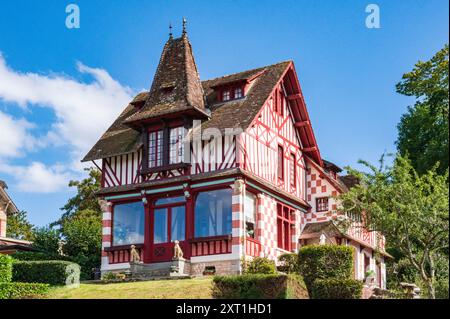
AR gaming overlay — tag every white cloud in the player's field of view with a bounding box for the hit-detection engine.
[0,111,37,158]
[0,53,133,159]
[0,53,134,193]
[0,162,71,193]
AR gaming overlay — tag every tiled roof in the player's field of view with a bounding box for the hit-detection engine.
[82,61,291,161]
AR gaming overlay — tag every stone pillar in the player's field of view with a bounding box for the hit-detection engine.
[100,199,112,272]
[231,178,245,273]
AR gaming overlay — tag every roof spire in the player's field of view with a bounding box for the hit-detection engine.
[182,17,187,36]
[169,22,173,39]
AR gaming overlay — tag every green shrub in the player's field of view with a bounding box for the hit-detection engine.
[0,282,49,299]
[277,253,299,274]
[435,278,449,299]
[212,274,308,299]
[11,251,66,261]
[298,245,353,293]
[12,260,80,286]
[243,257,277,274]
[0,255,13,283]
[312,278,363,299]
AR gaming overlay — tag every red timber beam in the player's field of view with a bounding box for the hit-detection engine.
[294,120,310,128]
[287,93,302,101]
[301,146,317,153]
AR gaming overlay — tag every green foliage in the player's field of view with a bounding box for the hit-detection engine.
[5,210,34,241]
[242,257,277,274]
[212,274,308,299]
[277,253,299,274]
[311,278,363,299]
[12,260,80,286]
[61,209,102,280]
[11,251,67,261]
[298,245,354,294]
[31,227,61,255]
[338,155,449,298]
[435,278,449,299]
[396,44,449,175]
[0,255,13,283]
[0,282,49,299]
[57,167,102,225]
[101,272,127,282]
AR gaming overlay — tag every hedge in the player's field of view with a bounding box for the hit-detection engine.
[212,274,308,299]
[12,260,80,286]
[0,255,14,283]
[298,245,354,294]
[243,257,277,274]
[277,253,299,274]
[311,278,363,299]
[0,282,49,299]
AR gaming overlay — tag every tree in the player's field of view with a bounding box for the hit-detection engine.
[338,155,449,298]
[61,209,102,280]
[396,45,449,175]
[5,210,34,241]
[55,167,101,226]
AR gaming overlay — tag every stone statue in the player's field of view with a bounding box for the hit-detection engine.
[319,233,326,245]
[130,245,141,263]
[173,240,184,259]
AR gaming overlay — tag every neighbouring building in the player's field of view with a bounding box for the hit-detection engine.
[83,26,389,288]
[0,180,32,254]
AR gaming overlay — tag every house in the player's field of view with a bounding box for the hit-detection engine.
[83,25,389,288]
[0,180,33,254]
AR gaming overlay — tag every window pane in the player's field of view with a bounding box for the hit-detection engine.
[113,202,145,246]
[154,208,168,243]
[149,130,163,168]
[171,206,186,241]
[155,196,186,206]
[244,192,256,223]
[194,189,232,237]
[169,127,184,164]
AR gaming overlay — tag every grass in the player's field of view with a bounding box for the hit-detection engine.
[46,277,213,299]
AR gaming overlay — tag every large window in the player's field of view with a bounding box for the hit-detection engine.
[194,189,232,238]
[277,203,294,251]
[153,196,186,244]
[113,202,145,246]
[169,126,185,164]
[149,130,163,168]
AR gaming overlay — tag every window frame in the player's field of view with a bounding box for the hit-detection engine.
[316,197,329,212]
[290,152,296,188]
[111,201,146,247]
[276,203,295,251]
[278,145,284,181]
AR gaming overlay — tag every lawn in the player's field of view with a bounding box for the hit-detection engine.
[47,277,213,299]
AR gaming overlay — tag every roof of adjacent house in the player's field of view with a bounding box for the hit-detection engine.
[0,180,18,214]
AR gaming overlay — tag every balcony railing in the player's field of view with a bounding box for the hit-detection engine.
[104,244,144,264]
[190,235,232,257]
[245,237,261,257]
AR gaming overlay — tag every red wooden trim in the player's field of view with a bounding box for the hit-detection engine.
[189,234,232,243]
[104,243,144,252]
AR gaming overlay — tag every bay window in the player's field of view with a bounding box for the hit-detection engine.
[147,126,185,168]
[194,189,232,238]
[113,202,145,245]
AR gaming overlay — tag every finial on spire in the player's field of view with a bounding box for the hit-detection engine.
[169,22,173,39]
[182,17,187,35]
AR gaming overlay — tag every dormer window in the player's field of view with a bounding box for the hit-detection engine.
[234,87,242,99]
[222,90,230,101]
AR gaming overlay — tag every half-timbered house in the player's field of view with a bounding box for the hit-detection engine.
[83,27,389,287]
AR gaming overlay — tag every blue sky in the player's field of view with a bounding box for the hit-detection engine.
[0,0,448,227]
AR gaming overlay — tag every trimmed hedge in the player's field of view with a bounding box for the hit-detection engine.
[0,254,14,283]
[212,274,308,299]
[298,245,354,294]
[0,282,49,299]
[243,257,277,274]
[312,278,363,299]
[12,260,80,286]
